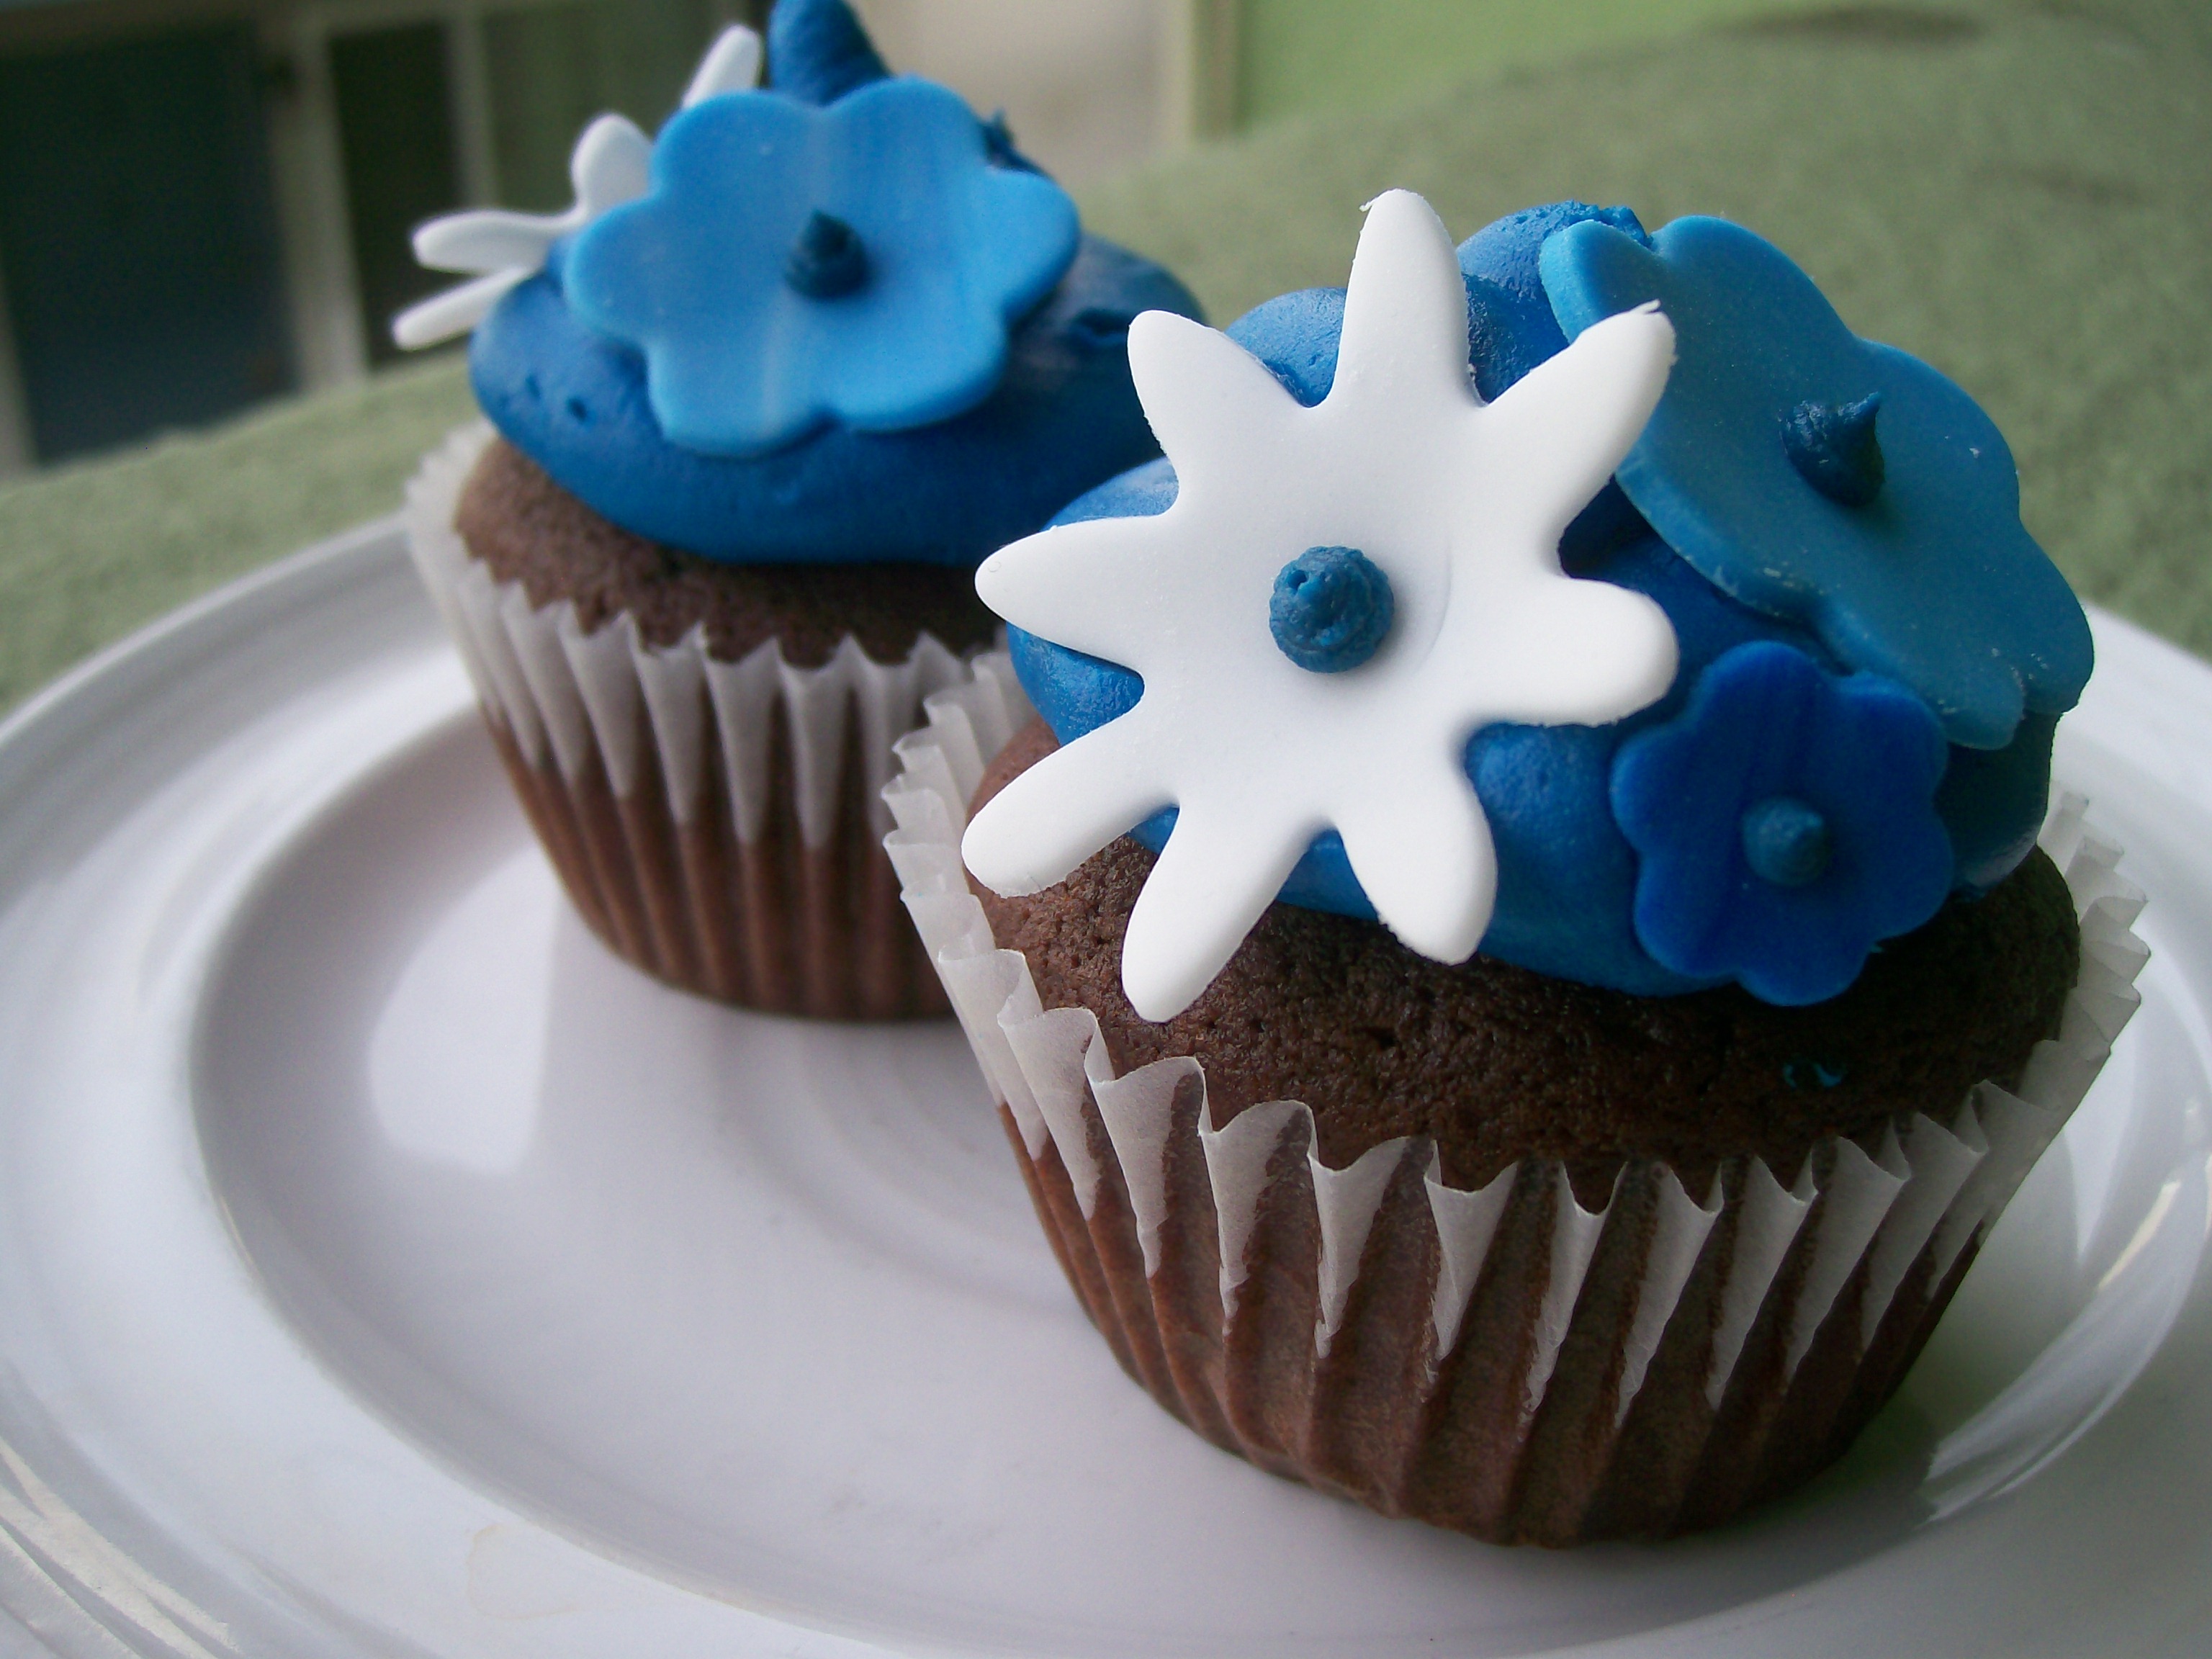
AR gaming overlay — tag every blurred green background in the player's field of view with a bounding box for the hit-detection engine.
[1235,0,1974,124]
[0,0,2205,711]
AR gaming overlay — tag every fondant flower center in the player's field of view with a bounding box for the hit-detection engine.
[1740,795,1833,886]
[786,209,870,298]
[1269,545,1394,673]
[1781,392,1884,508]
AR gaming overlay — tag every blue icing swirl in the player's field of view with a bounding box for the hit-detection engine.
[1007,202,2078,1004]
[471,0,1201,564]
[1464,202,1655,568]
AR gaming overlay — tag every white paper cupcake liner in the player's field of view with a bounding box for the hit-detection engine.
[408,423,974,1016]
[883,654,2148,1542]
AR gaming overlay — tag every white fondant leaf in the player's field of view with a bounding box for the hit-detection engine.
[680,25,764,108]
[413,212,569,276]
[1336,763,1494,964]
[1121,804,1316,1024]
[392,269,528,349]
[1125,310,1300,480]
[1478,302,1675,544]
[1451,576,1678,727]
[413,117,649,276]
[962,714,1174,898]
[397,98,649,346]
[1333,190,1479,418]
[974,512,1189,670]
[569,114,653,215]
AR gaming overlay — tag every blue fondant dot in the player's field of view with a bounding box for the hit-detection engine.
[1784,1057,1848,1091]
[1781,390,1885,508]
[1269,546,1393,673]
[1742,796,1833,886]
[564,395,590,424]
[786,210,870,299]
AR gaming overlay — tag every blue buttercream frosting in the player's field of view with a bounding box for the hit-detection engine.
[1007,200,2085,1004]
[1463,202,1655,567]
[1539,215,2092,751]
[1460,201,1649,403]
[469,0,1202,564]
[767,0,888,104]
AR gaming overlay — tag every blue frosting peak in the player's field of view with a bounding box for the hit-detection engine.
[1006,199,2083,1007]
[785,209,870,297]
[1783,392,1885,508]
[1740,796,1833,888]
[767,0,889,104]
[1540,215,2092,750]
[566,78,1079,457]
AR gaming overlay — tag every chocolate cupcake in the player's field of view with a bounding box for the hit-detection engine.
[886,191,2144,1540]
[400,0,1201,1017]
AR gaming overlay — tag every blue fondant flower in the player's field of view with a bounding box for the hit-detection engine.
[1542,216,2092,751]
[1611,641,1953,1005]
[565,76,1079,457]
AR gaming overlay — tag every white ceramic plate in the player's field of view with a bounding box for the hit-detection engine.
[0,520,2204,1659]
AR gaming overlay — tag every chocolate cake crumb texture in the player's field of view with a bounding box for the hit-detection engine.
[454,436,999,667]
[975,718,2080,1200]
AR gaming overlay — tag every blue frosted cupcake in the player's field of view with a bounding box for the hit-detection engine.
[889,191,2142,1540]
[402,0,1200,1017]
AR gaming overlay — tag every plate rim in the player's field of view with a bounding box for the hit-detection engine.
[0,524,2203,1659]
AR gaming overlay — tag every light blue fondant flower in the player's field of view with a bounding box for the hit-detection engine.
[1542,216,2092,752]
[565,76,1079,457]
[1611,641,1953,1005]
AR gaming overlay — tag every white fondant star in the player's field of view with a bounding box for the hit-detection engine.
[392,25,763,350]
[963,189,1680,1022]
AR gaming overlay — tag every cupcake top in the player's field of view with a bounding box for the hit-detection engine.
[398,0,1200,567]
[964,189,2092,1021]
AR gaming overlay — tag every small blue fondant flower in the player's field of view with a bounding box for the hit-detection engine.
[565,77,1079,457]
[1542,216,2092,751]
[1611,641,1954,1005]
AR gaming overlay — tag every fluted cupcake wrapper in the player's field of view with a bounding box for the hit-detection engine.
[408,423,971,1017]
[884,654,2149,1544]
